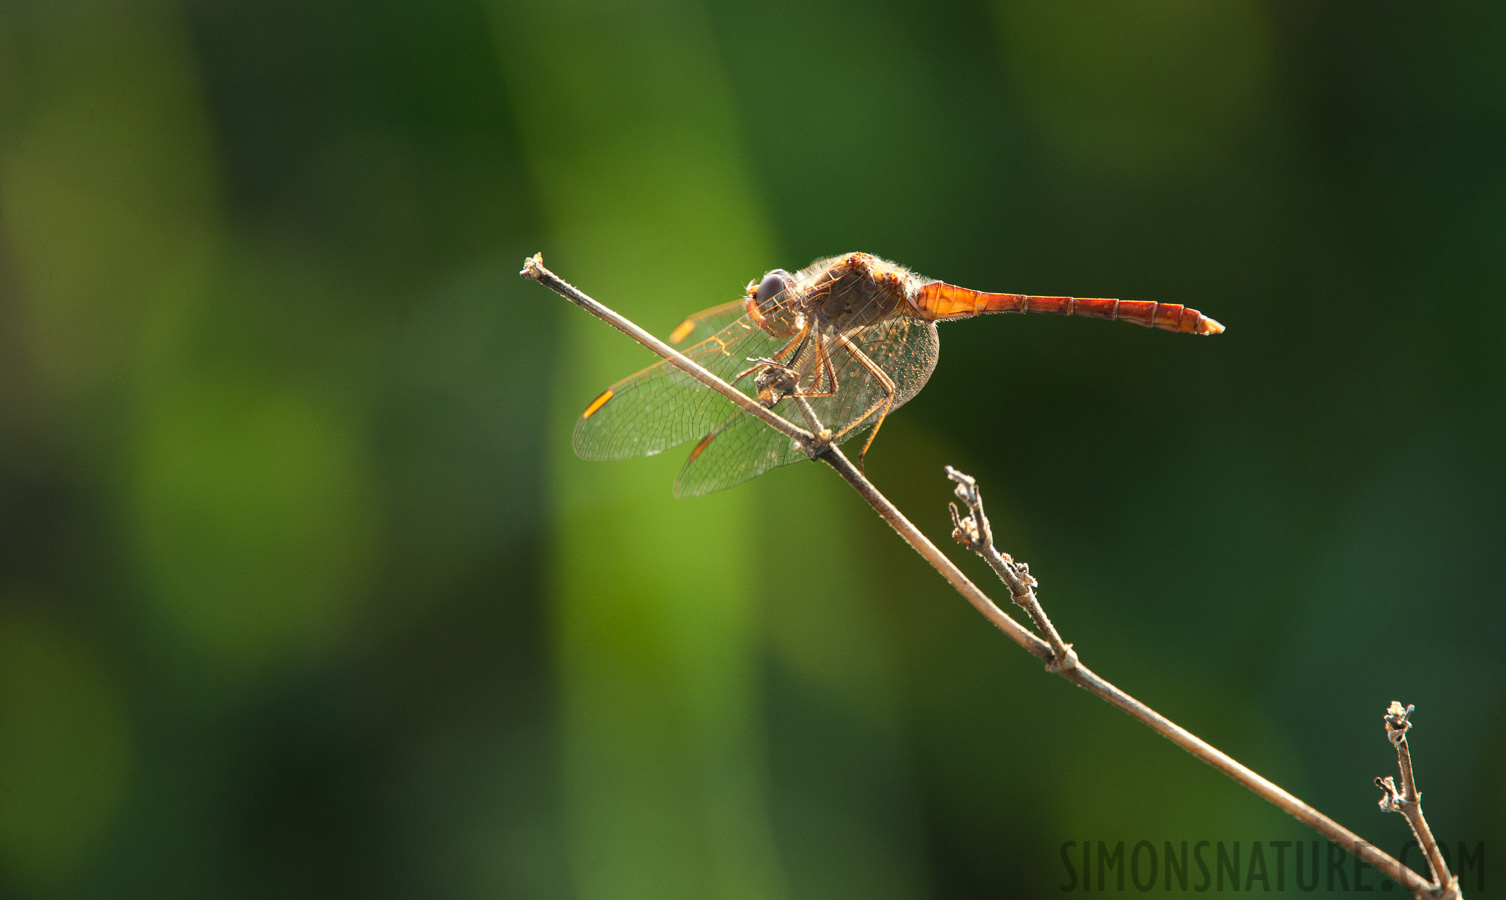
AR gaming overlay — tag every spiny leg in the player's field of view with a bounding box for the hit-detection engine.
[786,332,841,446]
[733,322,812,387]
[794,331,839,399]
[738,328,839,411]
[772,321,813,364]
[826,332,896,468]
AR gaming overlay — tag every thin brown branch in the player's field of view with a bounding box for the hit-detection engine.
[522,253,1445,900]
[1377,702,1459,899]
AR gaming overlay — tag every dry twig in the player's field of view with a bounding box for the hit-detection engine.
[945,466,1074,671]
[1376,702,1460,899]
[522,253,1452,899]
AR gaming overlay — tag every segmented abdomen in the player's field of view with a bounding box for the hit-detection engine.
[909,282,1224,335]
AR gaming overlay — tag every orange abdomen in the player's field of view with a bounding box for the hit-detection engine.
[909,282,1224,336]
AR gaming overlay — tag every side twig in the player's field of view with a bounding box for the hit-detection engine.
[521,253,1444,900]
[931,469,1441,899]
[1377,702,1459,899]
[945,466,1075,671]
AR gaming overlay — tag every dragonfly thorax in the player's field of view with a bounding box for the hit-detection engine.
[804,252,916,332]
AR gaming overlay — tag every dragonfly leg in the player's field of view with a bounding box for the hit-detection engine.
[772,322,813,364]
[826,332,897,467]
[738,321,827,411]
[756,330,840,399]
[738,356,802,407]
[791,331,840,399]
[782,333,842,445]
[733,322,813,394]
[732,358,769,385]
[741,330,847,434]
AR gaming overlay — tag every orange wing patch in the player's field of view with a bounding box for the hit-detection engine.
[581,389,614,419]
[669,318,696,344]
[687,432,716,463]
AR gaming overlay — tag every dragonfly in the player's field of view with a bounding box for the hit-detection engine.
[574,252,1223,498]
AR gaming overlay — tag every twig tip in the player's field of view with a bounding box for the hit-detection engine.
[520,252,545,281]
[943,465,972,485]
[1384,701,1415,744]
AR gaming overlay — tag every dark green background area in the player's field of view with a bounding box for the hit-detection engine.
[1,1,1502,897]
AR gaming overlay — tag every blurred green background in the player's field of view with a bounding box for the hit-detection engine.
[1,0,1503,897]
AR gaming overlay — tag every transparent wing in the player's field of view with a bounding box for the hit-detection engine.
[672,407,805,498]
[804,316,940,438]
[572,305,793,460]
[666,300,747,347]
[673,317,940,497]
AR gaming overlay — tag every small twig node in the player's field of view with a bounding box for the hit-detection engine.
[1374,775,1402,813]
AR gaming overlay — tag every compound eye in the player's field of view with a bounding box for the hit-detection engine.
[755,269,790,306]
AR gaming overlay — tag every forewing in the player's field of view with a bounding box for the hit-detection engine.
[666,300,746,347]
[572,311,791,460]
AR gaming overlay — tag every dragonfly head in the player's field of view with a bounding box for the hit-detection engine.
[745,268,804,338]
[756,268,790,305]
